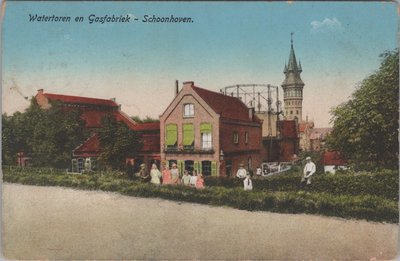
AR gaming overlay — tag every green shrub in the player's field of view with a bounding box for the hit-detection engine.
[3,166,398,223]
[205,169,398,200]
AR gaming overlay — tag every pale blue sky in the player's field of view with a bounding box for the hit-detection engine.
[2,1,397,127]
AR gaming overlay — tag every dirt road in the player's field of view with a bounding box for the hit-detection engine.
[2,184,398,260]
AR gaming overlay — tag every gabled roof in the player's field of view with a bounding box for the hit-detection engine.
[43,93,118,107]
[192,86,261,123]
[73,133,101,157]
[113,111,138,130]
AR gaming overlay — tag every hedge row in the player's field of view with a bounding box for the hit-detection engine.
[3,169,398,223]
[204,169,399,200]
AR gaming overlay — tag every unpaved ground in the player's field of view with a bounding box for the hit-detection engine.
[2,183,398,260]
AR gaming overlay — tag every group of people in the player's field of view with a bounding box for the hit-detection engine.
[136,162,205,189]
[235,156,316,191]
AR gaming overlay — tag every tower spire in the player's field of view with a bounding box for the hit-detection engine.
[291,32,294,46]
[281,33,305,122]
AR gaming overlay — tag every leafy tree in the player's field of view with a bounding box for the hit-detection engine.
[2,98,88,168]
[327,49,399,170]
[131,115,159,123]
[98,115,142,170]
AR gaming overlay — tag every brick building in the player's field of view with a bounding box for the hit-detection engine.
[160,81,263,177]
[35,89,160,172]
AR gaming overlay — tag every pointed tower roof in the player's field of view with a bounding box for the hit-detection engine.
[282,33,304,87]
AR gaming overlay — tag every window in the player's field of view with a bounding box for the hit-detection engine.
[201,133,212,150]
[296,110,299,114]
[244,132,249,144]
[185,160,194,173]
[77,158,84,173]
[183,104,194,117]
[290,111,293,115]
[233,132,239,144]
[183,123,194,150]
[225,160,232,177]
[202,161,212,176]
[201,123,212,150]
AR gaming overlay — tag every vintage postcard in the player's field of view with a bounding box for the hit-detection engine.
[1,1,398,260]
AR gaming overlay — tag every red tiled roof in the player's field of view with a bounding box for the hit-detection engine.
[278,120,298,138]
[298,121,314,132]
[134,122,160,131]
[323,151,347,165]
[192,86,261,123]
[113,111,138,130]
[44,93,118,107]
[81,110,110,128]
[73,133,101,157]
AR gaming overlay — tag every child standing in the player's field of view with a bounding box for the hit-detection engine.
[196,173,205,189]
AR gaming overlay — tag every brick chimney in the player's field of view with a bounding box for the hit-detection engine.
[248,107,255,120]
[183,81,194,88]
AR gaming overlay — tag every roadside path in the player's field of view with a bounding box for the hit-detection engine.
[2,184,398,260]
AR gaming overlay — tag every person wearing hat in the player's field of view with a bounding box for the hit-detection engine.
[170,162,180,185]
[139,163,150,182]
[162,163,172,185]
[236,163,247,179]
[302,156,316,184]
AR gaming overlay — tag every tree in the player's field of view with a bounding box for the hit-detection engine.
[98,115,142,170]
[2,98,88,168]
[327,49,399,170]
[131,115,159,123]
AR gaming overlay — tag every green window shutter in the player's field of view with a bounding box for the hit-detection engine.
[194,161,199,173]
[166,124,177,146]
[211,161,217,176]
[177,160,184,176]
[200,123,212,133]
[183,124,194,146]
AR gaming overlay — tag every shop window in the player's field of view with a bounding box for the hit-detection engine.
[202,161,212,176]
[185,160,194,173]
